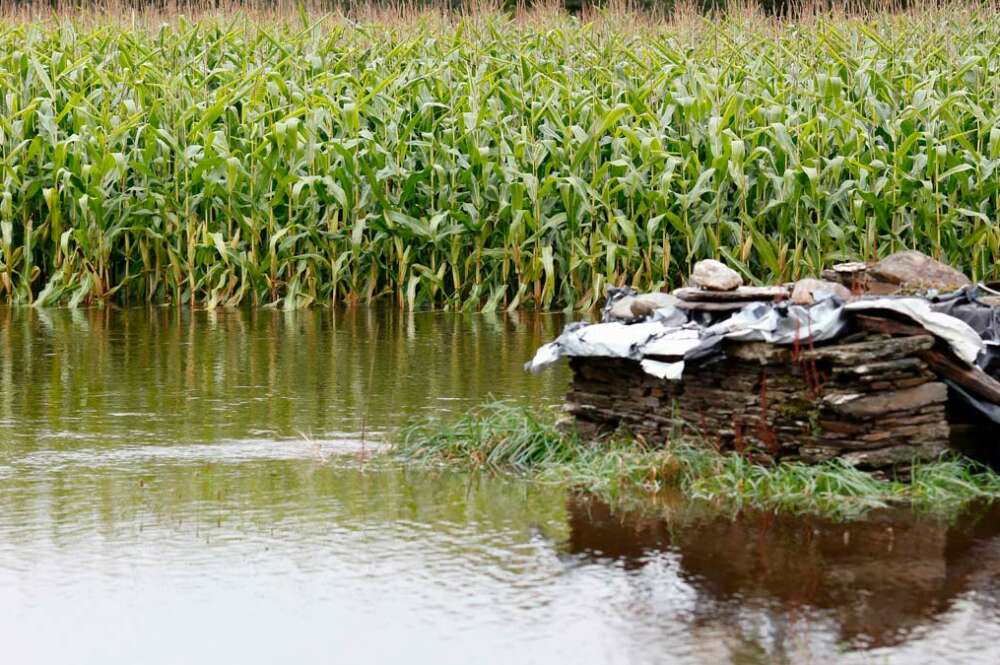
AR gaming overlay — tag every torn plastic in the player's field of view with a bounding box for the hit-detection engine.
[551,320,674,360]
[651,304,688,327]
[526,294,848,377]
[640,359,685,380]
[527,292,992,407]
[640,327,704,358]
[525,320,702,373]
[844,297,983,364]
[704,297,847,345]
[931,287,1000,344]
[980,342,1000,379]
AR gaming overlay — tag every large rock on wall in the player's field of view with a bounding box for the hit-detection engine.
[689,259,743,291]
[869,250,971,291]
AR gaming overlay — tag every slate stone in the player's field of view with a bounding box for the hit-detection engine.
[673,286,789,302]
[800,335,934,365]
[821,261,868,286]
[822,382,947,418]
[723,341,793,365]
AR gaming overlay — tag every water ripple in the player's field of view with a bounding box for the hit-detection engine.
[11,437,386,472]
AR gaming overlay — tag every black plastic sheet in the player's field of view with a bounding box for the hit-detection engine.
[930,287,1000,343]
[930,287,1000,380]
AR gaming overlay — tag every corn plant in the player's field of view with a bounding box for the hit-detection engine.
[1,6,999,310]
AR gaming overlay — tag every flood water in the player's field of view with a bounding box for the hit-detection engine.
[2,306,1000,664]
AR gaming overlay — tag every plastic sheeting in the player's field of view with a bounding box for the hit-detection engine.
[529,320,676,362]
[527,293,987,377]
[703,297,847,345]
[930,288,1000,378]
[844,298,983,364]
[525,321,703,372]
[945,381,1000,425]
[931,287,1000,343]
[640,359,686,380]
[527,295,849,376]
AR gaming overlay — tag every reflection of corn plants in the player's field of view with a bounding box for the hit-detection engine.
[2,8,1000,310]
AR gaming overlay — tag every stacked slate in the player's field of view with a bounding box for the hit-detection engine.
[563,332,951,472]
[800,335,949,467]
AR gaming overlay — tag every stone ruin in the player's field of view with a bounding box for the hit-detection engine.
[530,252,1000,474]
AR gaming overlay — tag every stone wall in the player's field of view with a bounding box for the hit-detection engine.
[564,334,951,471]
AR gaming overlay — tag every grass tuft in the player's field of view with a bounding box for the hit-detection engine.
[393,401,1000,519]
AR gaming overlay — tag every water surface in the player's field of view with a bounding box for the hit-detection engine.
[1,307,999,664]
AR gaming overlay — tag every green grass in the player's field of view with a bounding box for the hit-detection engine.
[3,5,1000,310]
[392,400,1000,519]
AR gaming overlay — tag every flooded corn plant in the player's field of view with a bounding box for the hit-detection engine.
[2,307,1000,664]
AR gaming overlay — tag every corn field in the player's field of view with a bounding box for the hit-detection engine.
[2,5,1000,310]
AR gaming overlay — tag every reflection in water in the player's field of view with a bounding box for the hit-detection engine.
[0,455,579,664]
[0,306,569,448]
[567,495,1000,663]
[2,307,1000,664]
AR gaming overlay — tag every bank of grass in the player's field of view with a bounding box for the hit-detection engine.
[393,401,1000,519]
[3,3,1000,310]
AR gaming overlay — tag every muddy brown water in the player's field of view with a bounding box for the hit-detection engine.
[1,306,999,664]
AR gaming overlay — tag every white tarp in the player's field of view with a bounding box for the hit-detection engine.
[525,316,696,376]
[525,320,662,374]
[640,359,686,380]
[844,298,983,364]
[549,320,667,359]
[526,295,986,379]
[704,298,846,345]
[639,327,704,358]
